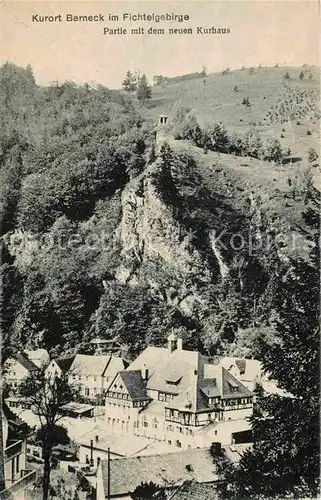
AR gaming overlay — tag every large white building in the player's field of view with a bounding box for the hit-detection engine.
[104,333,254,449]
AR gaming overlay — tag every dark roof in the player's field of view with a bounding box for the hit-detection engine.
[167,366,252,413]
[118,370,150,401]
[100,448,218,497]
[15,352,38,372]
[55,357,75,373]
[3,400,29,440]
[169,481,218,500]
[222,368,253,399]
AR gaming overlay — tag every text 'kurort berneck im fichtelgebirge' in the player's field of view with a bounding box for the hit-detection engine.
[31,12,231,35]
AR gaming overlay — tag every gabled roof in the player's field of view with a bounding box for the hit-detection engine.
[167,366,252,413]
[167,380,211,413]
[15,353,38,372]
[219,357,262,382]
[24,349,50,368]
[221,368,253,399]
[55,357,75,373]
[69,354,124,377]
[100,448,219,497]
[127,346,207,397]
[116,370,150,401]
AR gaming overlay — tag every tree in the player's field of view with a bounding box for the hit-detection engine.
[218,197,320,499]
[19,369,78,500]
[308,147,318,165]
[136,74,152,105]
[122,70,137,92]
[131,481,166,499]
[299,70,304,80]
[261,138,283,163]
[284,72,290,80]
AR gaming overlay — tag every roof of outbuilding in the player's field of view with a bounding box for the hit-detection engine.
[77,427,158,457]
[168,481,218,500]
[100,448,218,497]
[59,402,95,414]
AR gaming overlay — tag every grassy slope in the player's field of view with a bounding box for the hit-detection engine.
[164,135,315,260]
[141,66,320,161]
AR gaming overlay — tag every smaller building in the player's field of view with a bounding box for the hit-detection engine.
[3,353,38,390]
[96,448,219,499]
[45,357,75,379]
[76,426,172,467]
[58,401,95,419]
[168,481,218,500]
[24,349,50,368]
[69,354,126,403]
[219,357,262,391]
[1,402,36,498]
[158,114,168,125]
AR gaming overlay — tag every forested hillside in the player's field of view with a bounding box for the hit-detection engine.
[0,63,319,364]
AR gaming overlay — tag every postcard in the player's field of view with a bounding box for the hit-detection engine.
[1,1,319,499]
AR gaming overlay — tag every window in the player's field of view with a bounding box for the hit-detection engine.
[214,430,217,436]
[168,440,172,445]
[94,376,97,382]
[142,416,148,428]
[176,440,181,448]
[85,388,89,396]
[152,418,158,429]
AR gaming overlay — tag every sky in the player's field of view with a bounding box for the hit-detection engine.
[1,0,319,88]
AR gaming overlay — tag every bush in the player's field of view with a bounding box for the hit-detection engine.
[308,148,318,164]
[261,138,283,163]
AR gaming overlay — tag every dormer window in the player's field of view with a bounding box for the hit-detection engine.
[165,376,182,386]
[228,380,239,392]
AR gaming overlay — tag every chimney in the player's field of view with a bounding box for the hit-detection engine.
[141,363,149,380]
[167,331,178,353]
[210,442,222,456]
[177,337,183,350]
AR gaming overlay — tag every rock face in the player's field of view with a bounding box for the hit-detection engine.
[114,163,212,287]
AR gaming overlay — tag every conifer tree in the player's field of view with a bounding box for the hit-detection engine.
[122,70,137,92]
[136,74,152,105]
[218,191,320,498]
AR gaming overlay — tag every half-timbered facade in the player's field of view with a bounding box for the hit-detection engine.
[105,332,254,448]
